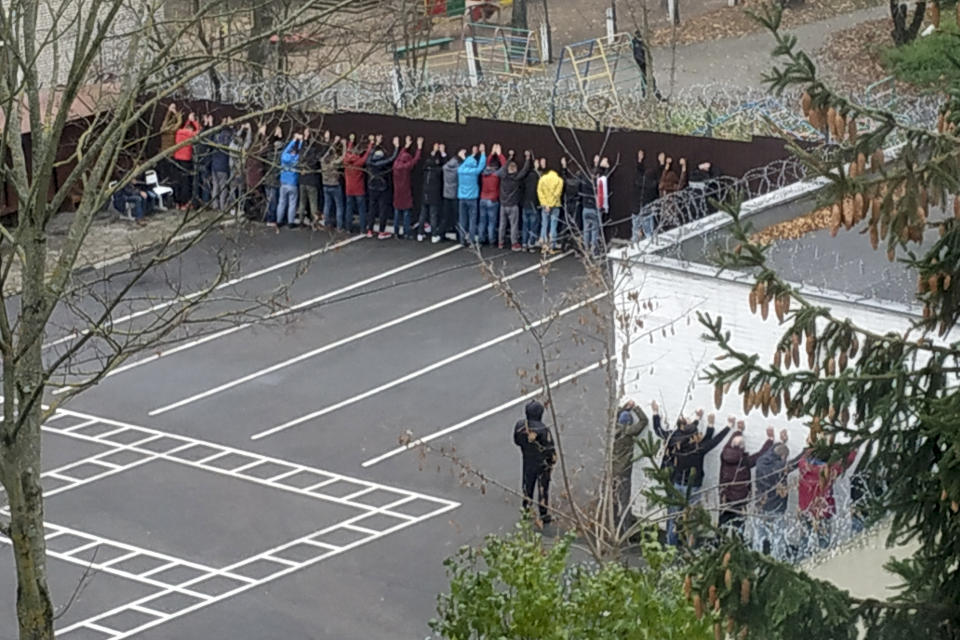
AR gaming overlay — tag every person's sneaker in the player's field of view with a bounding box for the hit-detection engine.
[366,230,374,238]
[424,223,432,234]
[497,243,504,249]
[431,235,441,244]
[511,243,522,252]
[541,515,553,525]
[378,231,392,240]
[417,234,425,242]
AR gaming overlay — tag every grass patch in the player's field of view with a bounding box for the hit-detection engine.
[882,17,960,88]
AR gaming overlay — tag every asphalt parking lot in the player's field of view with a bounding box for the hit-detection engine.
[1,226,611,640]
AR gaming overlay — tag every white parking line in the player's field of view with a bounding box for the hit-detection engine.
[42,235,364,351]
[361,357,611,467]
[55,244,463,390]
[149,252,571,417]
[251,292,606,441]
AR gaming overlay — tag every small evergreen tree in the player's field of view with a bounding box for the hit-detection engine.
[657,5,960,639]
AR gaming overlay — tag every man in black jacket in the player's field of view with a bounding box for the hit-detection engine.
[367,137,399,239]
[496,149,531,251]
[513,400,556,523]
[418,143,446,242]
[633,150,662,241]
[521,157,541,251]
[652,401,730,545]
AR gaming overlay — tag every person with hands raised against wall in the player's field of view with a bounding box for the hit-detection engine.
[536,159,564,252]
[368,135,399,239]
[392,135,423,239]
[344,133,374,234]
[718,422,775,533]
[420,142,447,242]
[497,149,531,251]
[456,143,486,245]
[479,143,506,246]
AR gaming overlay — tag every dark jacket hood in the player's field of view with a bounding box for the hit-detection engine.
[525,401,544,421]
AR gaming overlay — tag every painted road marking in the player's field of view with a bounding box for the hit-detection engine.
[54,244,464,391]
[148,252,571,417]
[251,292,606,441]
[2,406,460,640]
[42,235,365,351]
[361,357,612,467]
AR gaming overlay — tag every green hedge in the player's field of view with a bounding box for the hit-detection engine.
[883,18,960,88]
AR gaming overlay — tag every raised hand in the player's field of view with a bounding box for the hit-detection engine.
[736,419,745,432]
[766,426,775,440]
[392,136,400,148]
[707,413,716,425]
[416,136,424,148]
[439,143,446,153]
[405,135,413,147]
[695,408,704,419]
[167,102,178,113]
[599,157,610,169]
[780,429,789,443]
[470,145,478,155]
[524,149,531,158]
[375,134,383,144]
[478,143,486,154]
[560,157,567,168]
[651,400,659,413]
[679,157,687,169]
[333,135,341,144]
[657,152,665,164]
[349,133,356,142]
[638,149,644,162]
[323,130,330,141]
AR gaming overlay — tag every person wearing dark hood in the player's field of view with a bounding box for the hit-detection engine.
[652,402,730,545]
[613,398,649,534]
[367,136,399,239]
[419,142,447,242]
[496,149,531,251]
[298,127,322,227]
[687,160,721,220]
[261,126,284,227]
[441,149,462,241]
[521,156,542,251]
[561,156,582,244]
[513,400,557,524]
[753,433,790,555]
[633,150,662,241]
[718,425,775,532]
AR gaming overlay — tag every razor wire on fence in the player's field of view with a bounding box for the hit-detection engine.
[182,66,940,145]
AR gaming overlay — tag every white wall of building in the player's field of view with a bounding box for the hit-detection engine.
[613,254,920,520]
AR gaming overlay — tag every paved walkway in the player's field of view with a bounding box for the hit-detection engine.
[650,5,888,93]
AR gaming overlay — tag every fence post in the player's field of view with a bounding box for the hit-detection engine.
[540,22,550,64]
[391,65,404,111]
[464,37,479,88]
[455,96,461,123]
[605,7,615,44]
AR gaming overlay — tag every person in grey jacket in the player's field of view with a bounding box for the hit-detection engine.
[441,152,462,240]
[496,149,531,251]
[613,399,648,534]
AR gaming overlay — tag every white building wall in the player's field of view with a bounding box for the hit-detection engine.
[614,256,919,520]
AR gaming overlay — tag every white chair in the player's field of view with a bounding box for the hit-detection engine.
[144,170,173,210]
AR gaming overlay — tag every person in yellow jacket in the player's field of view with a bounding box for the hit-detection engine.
[536,161,564,251]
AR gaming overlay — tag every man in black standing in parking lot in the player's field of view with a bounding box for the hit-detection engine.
[513,400,557,524]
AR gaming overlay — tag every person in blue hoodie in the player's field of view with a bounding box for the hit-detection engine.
[276,132,303,230]
[456,143,486,245]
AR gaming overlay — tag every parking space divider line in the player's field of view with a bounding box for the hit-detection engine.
[66,243,464,387]
[253,291,606,441]
[362,357,612,467]
[42,235,364,351]
[148,252,571,417]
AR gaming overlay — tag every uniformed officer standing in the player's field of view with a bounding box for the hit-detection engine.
[513,400,557,523]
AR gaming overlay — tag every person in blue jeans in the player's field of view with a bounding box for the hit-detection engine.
[276,133,303,230]
[456,144,486,245]
[537,159,564,251]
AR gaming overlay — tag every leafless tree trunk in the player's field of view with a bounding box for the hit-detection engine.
[0,0,384,637]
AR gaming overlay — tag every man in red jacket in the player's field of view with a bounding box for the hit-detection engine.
[344,133,374,235]
[392,135,423,239]
[479,143,506,246]
[172,112,200,208]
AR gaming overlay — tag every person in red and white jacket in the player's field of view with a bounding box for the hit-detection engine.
[479,143,506,246]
